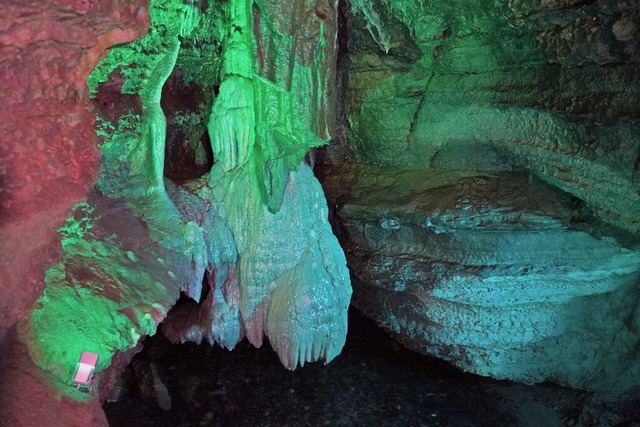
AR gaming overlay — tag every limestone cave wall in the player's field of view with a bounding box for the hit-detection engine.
[0,0,149,341]
[318,0,640,392]
[1,0,639,425]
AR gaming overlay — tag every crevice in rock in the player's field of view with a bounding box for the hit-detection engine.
[337,0,349,57]
[92,67,143,125]
[563,0,597,11]
[158,270,217,346]
[407,72,435,150]
[160,68,214,183]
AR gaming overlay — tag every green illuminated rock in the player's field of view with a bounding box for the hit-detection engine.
[21,0,639,404]
[209,0,335,212]
[324,0,640,392]
[322,164,640,392]
[347,0,640,234]
[27,0,350,395]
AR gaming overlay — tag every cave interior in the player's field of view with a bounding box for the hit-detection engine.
[1,0,640,425]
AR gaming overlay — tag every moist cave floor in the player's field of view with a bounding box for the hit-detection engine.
[103,308,640,427]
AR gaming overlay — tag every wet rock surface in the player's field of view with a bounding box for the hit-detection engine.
[3,0,640,423]
[103,308,640,427]
[2,1,350,423]
[321,0,640,397]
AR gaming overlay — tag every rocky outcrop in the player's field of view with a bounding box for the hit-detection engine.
[0,0,150,341]
[345,0,640,234]
[0,326,110,427]
[319,163,640,391]
[2,0,350,424]
[314,0,640,392]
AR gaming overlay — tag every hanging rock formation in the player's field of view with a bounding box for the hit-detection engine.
[1,0,350,424]
[2,0,640,424]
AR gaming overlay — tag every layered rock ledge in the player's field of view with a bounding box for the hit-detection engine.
[319,163,640,392]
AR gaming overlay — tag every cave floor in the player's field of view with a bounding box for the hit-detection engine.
[103,308,640,427]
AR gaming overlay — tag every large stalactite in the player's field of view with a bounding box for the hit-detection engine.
[1,0,350,424]
[1,0,639,424]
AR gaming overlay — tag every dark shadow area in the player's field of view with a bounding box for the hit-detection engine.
[93,67,144,124]
[102,307,640,426]
[161,68,214,183]
[91,65,215,185]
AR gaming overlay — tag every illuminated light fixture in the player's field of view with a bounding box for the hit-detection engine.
[72,351,99,392]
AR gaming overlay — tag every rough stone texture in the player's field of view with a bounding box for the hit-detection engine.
[209,0,339,212]
[345,0,640,234]
[252,0,338,143]
[319,163,640,391]
[218,164,351,368]
[158,164,353,370]
[1,0,350,425]
[0,0,150,341]
[0,325,110,427]
[313,0,640,392]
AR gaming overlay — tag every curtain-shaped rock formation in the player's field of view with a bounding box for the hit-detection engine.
[19,0,350,415]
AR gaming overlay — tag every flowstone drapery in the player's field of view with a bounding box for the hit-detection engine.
[25,0,350,401]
